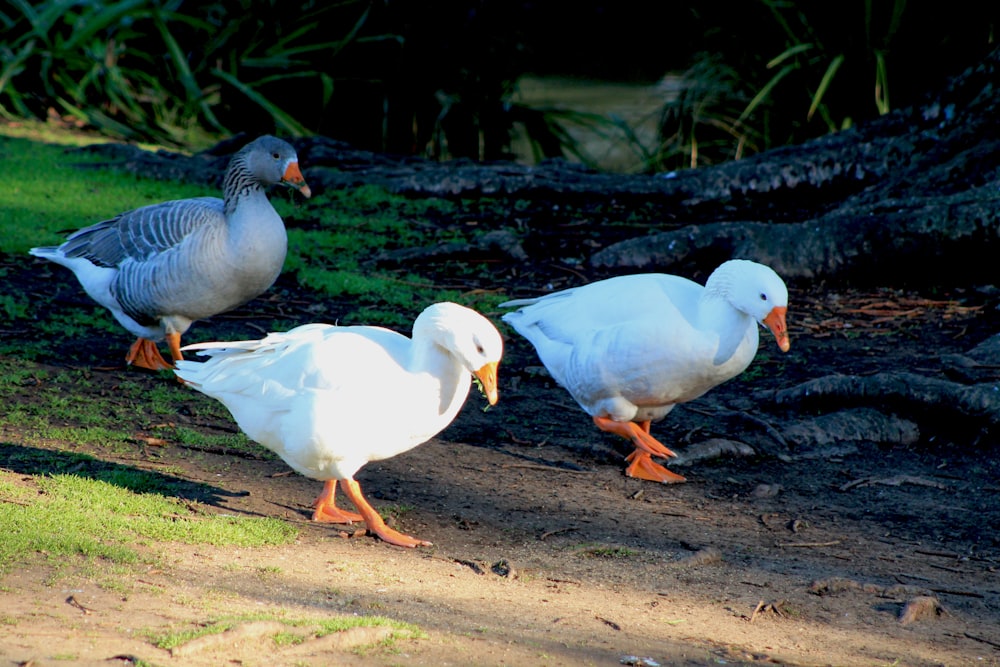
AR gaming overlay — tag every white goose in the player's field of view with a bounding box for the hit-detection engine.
[174,302,503,548]
[29,135,311,371]
[500,259,790,483]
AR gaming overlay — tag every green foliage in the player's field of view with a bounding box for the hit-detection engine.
[0,291,28,320]
[579,545,638,559]
[0,0,385,146]
[2,2,997,170]
[652,1,997,170]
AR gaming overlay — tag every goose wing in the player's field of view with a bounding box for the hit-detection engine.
[57,197,224,267]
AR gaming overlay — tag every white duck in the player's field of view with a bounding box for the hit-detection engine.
[500,259,790,483]
[29,135,311,372]
[174,302,503,548]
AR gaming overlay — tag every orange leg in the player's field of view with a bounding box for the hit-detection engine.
[593,416,676,458]
[311,480,364,524]
[164,332,190,383]
[165,331,184,365]
[593,417,686,484]
[339,478,432,548]
[126,337,174,371]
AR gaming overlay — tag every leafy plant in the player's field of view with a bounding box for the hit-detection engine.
[651,0,996,171]
[0,0,386,146]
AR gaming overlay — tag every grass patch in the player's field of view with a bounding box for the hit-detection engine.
[146,612,425,652]
[573,544,639,559]
[0,468,296,576]
[0,134,210,254]
[168,425,273,460]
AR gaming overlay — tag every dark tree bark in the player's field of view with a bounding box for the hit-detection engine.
[78,46,1000,287]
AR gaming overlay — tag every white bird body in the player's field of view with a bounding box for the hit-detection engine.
[175,302,503,547]
[29,135,311,371]
[501,259,790,483]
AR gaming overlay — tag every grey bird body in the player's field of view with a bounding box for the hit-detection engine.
[30,135,311,370]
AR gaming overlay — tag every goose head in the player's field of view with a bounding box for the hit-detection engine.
[241,135,312,198]
[415,302,504,405]
[708,259,790,352]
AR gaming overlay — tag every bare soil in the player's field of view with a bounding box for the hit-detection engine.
[3,235,1000,666]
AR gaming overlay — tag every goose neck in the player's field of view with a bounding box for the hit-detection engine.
[222,153,264,215]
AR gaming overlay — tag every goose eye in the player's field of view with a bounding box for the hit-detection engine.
[759,293,768,301]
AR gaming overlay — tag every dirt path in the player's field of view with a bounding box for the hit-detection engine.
[2,282,1000,666]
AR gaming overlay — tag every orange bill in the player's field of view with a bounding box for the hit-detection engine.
[282,161,312,198]
[763,305,790,352]
[474,361,499,406]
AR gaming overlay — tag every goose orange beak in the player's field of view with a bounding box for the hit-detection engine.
[474,361,499,406]
[763,306,790,352]
[283,161,312,198]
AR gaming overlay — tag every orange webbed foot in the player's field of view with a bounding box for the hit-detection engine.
[624,450,687,484]
[339,478,432,548]
[126,338,174,371]
[311,480,364,523]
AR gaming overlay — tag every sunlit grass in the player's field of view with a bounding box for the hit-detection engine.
[0,470,297,576]
[146,612,424,652]
[169,425,273,459]
[0,134,210,254]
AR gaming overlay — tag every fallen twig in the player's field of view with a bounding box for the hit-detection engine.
[914,548,961,558]
[964,632,1000,649]
[776,540,841,548]
[929,587,984,598]
[927,563,966,573]
[840,475,948,492]
[66,595,95,615]
[596,616,622,631]
[501,463,593,474]
[539,526,579,541]
[453,558,487,575]
[504,431,550,447]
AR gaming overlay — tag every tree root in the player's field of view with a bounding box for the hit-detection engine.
[758,371,1000,428]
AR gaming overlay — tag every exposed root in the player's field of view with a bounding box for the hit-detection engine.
[761,372,1000,427]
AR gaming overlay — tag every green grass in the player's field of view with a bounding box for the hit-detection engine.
[573,543,639,559]
[167,425,273,459]
[0,468,297,576]
[145,612,425,653]
[282,184,475,327]
[0,135,210,254]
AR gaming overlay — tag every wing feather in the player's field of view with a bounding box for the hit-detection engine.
[58,197,224,267]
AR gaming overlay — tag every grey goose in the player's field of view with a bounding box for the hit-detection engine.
[30,135,311,371]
